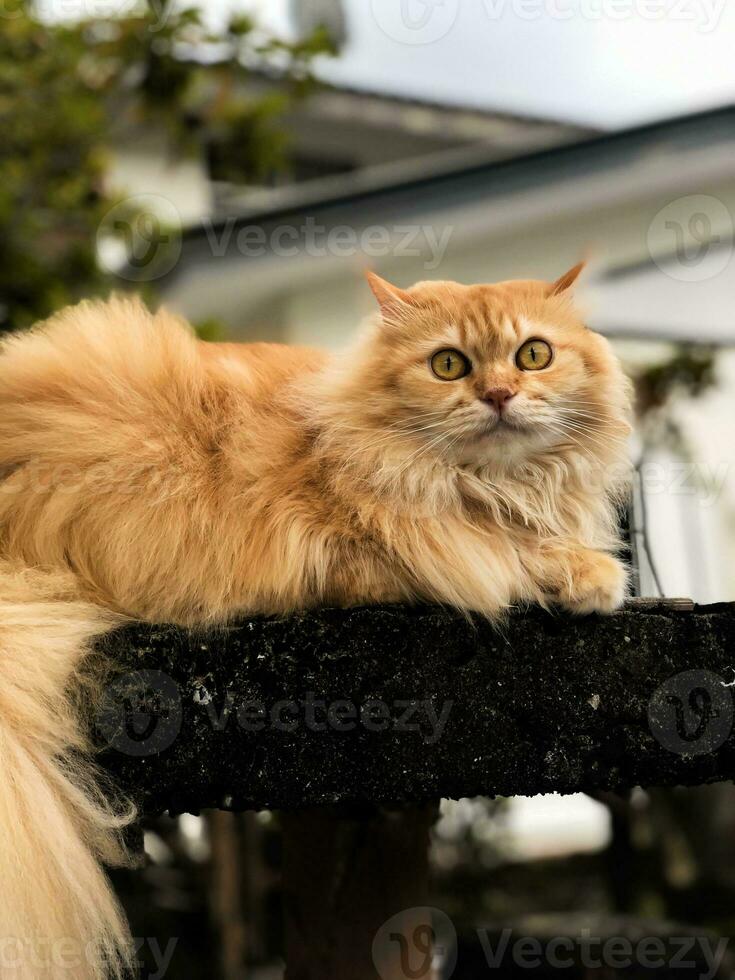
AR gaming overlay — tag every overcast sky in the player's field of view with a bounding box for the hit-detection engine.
[238,0,735,128]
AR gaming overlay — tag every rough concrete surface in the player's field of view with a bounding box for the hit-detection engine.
[95,601,735,816]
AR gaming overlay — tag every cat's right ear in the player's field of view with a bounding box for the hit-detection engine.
[549,261,586,296]
[365,270,413,321]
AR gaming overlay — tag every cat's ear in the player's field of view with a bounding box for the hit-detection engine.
[365,270,413,320]
[550,261,586,296]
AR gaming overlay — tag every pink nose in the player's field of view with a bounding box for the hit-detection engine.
[481,387,516,413]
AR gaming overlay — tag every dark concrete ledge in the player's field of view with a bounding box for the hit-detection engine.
[95,599,735,817]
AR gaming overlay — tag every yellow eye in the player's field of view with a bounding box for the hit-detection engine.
[516,339,553,371]
[430,348,470,381]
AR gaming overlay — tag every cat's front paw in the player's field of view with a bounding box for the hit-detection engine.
[554,551,628,615]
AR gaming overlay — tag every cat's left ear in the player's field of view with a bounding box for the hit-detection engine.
[549,261,586,296]
[365,270,413,319]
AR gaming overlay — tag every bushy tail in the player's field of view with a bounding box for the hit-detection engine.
[0,561,135,980]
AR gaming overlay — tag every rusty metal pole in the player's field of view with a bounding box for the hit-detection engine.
[281,805,437,980]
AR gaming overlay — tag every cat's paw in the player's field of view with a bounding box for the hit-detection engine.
[554,551,628,615]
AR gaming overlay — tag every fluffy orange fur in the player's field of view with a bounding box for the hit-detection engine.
[0,267,631,977]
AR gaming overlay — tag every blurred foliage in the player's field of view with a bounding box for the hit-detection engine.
[631,344,718,459]
[0,0,335,333]
[635,346,717,416]
[191,316,227,342]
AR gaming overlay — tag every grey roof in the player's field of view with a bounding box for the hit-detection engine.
[178,104,735,247]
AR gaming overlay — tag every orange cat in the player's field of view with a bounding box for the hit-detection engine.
[0,266,631,978]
